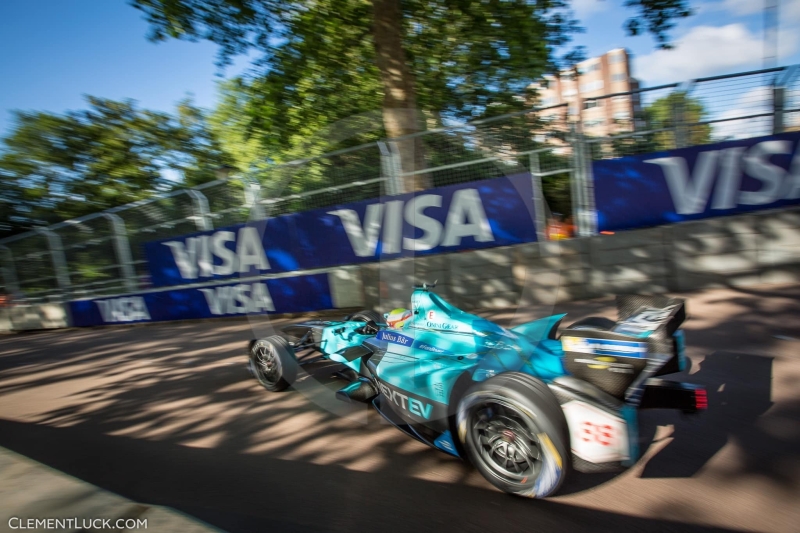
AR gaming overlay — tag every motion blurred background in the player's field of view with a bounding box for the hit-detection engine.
[1,3,800,532]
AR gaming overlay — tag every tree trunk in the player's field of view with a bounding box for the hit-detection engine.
[371,0,430,191]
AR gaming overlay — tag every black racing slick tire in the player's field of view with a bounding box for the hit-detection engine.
[249,335,298,392]
[457,373,569,498]
[348,310,383,324]
[566,316,616,331]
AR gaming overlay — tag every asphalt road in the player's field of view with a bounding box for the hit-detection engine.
[1,284,799,533]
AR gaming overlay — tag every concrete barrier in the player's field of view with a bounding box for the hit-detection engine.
[0,308,11,333]
[360,205,800,312]
[7,205,798,327]
[1,303,70,332]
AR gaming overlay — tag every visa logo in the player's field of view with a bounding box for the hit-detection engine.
[328,189,494,257]
[163,226,270,280]
[96,297,151,323]
[646,139,800,215]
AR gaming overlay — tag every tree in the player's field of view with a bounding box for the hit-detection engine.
[132,0,693,191]
[644,91,712,148]
[0,97,232,237]
[607,91,712,157]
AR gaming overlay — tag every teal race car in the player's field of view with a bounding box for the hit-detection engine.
[247,282,706,498]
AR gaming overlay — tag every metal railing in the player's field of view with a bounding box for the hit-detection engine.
[1,65,797,303]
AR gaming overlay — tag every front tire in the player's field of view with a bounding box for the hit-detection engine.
[249,335,298,392]
[457,373,569,498]
[348,310,383,324]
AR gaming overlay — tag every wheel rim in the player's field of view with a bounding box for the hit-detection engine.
[470,400,542,483]
[253,342,281,386]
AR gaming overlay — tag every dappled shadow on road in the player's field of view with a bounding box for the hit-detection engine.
[0,284,798,531]
[0,419,745,533]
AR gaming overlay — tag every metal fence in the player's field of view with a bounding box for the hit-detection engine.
[1,65,798,303]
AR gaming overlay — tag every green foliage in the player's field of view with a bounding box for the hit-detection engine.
[623,0,693,49]
[133,0,693,193]
[607,91,712,157]
[644,90,712,146]
[0,97,232,236]
[132,0,577,165]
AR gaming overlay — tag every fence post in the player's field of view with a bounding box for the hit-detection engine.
[675,81,695,149]
[569,123,584,236]
[581,135,597,236]
[102,213,138,293]
[237,174,265,221]
[570,123,596,237]
[36,228,71,298]
[528,152,548,243]
[774,65,799,135]
[187,190,214,231]
[379,141,404,196]
[773,85,785,134]
[0,244,20,295]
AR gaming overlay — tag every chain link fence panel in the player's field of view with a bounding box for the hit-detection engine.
[1,65,797,303]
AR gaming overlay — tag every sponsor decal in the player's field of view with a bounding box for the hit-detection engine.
[433,431,458,456]
[164,226,270,280]
[645,141,800,215]
[145,173,538,287]
[199,282,274,315]
[414,341,451,355]
[427,310,436,320]
[69,273,331,327]
[530,433,563,498]
[574,356,634,374]
[377,382,434,419]
[614,305,676,335]
[329,188,495,257]
[594,131,800,231]
[425,321,460,331]
[376,330,414,346]
[562,401,629,464]
[581,421,615,446]
[96,297,151,323]
[561,336,647,358]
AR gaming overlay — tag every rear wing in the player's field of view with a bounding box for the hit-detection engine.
[560,296,687,400]
[613,295,686,339]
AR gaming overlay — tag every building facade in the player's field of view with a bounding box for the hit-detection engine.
[535,48,642,137]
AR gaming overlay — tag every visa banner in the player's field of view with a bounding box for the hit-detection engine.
[144,173,537,287]
[68,273,331,327]
[593,131,800,231]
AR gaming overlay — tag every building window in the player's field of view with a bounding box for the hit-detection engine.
[578,62,601,75]
[562,89,577,97]
[612,73,627,82]
[609,53,626,64]
[584,119,605,128]
[583,100,602,110]
[613,111,630,120]
[580,80,604,93]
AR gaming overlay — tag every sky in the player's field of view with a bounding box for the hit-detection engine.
[1,0,799,138]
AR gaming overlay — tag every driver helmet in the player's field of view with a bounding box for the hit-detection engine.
[385,308,412,329]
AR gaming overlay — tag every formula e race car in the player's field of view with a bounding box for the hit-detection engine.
[247,282,706,498]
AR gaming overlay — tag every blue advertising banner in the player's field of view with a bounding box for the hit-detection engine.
[144,173,537,287]
[593,131,800,231]
[68,273,331,327]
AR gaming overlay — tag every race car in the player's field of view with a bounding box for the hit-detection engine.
[247,282,706,498]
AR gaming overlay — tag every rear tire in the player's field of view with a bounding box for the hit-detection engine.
[457,373,569,498]
[249,335,298,392]
[566,316,616,331]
